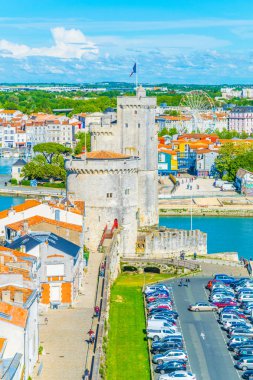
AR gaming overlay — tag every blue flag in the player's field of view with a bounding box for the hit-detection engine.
[130,63,137,77]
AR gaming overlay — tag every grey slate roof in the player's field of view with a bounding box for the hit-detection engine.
[6,232,80,263]
[12,159,26,167]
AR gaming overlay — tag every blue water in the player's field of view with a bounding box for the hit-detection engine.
[0,158,16,175]
[0,195,24,211]
[159,216,253,259]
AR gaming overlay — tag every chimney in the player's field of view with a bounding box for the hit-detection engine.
[23,222,29,233]
[0,256,4,265]
[20,245,26,253]
[14,291,23,304]
[2,290,11,303]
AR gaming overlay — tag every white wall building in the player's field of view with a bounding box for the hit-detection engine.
[228,106,253,134]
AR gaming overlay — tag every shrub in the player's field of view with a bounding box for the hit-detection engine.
[10,178,18,185]
[21,180,31,186]
[42,182,65,188]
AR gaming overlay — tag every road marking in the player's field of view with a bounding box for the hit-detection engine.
[203,285,241,380]
[200,332,206,340]
[170,284,193,374]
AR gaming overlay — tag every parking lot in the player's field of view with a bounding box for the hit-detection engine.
[167,277,240,380]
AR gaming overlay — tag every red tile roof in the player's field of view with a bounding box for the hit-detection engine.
[0,302,28,328]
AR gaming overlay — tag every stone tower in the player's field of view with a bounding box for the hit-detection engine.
[117,86,158,226]
[65,151,139,254]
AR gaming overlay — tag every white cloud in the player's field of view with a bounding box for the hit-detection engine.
[0,27,98,59]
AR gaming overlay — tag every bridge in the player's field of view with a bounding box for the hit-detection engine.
[121,257,200,271]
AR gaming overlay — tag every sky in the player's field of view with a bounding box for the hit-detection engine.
[2,0,253,83]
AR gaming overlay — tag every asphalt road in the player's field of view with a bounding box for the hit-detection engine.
[167,277,241,380]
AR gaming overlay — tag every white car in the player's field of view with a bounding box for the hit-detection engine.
[159,371,196,380]
[147,328,182,341]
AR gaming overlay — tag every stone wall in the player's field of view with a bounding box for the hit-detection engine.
[135,228,207,258]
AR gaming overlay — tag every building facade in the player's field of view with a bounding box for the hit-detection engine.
[228,106,253,134]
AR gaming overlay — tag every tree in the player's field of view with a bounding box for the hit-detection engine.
[215,142,253,180]
[33,143,72,164]
[74,131,91,154]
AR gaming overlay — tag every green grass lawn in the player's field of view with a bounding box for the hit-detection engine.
[106,272,174,380]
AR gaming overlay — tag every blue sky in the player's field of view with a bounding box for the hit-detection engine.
[1,0,253,83]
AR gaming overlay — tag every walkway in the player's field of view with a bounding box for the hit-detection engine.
[33,250,103,380]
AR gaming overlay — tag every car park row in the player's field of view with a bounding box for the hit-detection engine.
[144,282,197,380]
[200,274,253,379]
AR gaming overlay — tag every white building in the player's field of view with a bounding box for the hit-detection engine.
[0,110,23,122]
[228,106,253,134]
[0,199,83,237]
[0,284,39,380]
[242,88,253,99]
[221,88,242,99]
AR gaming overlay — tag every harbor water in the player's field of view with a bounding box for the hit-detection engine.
[160,216,253,260]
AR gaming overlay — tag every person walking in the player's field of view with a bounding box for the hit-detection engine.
[88,329,95,344]
[94,306,100,317]
[84,369,90,380]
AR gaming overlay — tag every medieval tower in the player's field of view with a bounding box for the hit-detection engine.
[66,86,158,254]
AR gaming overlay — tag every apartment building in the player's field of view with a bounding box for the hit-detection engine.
[228,106,253,134]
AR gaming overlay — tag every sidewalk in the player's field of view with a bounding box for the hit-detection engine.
[33,250,103,380]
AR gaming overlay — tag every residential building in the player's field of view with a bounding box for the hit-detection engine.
[228,106,253,134]
[7,232,83,308]
[0,110,23,122]
[221,88,242,99]
[5,215,83,245]
[11,159,26,182]
[0,199,84,238]
[195,149,218,177]
[158,150,178,175]
[242,88,253,99]
[2,125,16,148]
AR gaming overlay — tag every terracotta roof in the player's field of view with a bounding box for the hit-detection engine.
[0,285,33,304]
[6,215,83,233]
[0,301,28,328]
[85,151,130,159]
[0,200,41,220]
[0,338,6,355]
[0,264,31,281]
[0,246,36,262]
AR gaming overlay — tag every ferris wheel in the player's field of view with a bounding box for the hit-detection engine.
[179,90,215,133]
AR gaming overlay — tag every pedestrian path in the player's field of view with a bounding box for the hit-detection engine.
[33,250,103,380]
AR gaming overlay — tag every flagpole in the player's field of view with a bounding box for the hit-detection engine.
[136,62,138,93]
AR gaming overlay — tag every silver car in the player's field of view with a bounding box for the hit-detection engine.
[188,302,218,312]
[236,357,253,370]
[153,349,188,364]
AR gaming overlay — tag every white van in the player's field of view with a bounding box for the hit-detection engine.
[214,179,225,188]
[221,183,236,191]
[220,313,244,324]
[147,320,178,330]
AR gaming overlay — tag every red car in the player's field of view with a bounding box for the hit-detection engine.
[212,300,237,308]
[146,294,170,303]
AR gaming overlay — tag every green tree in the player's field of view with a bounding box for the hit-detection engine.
[74,131,91,154]
[33,143,72,164]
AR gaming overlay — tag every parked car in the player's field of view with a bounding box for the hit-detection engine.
[155,360,187,374]
[159,372,196,380]
[147,294,171,303]
[223,321,249,331]
[221,183,236,191]
[214,274,235,284]
[153,350,188,364]
[149,310,178,319]
[145,285,169,294]
[242,369,253,379]
[148,303,173,312]
[235,348,253,360]
[151,341,184,354]
[229,328,253,338]
[157,336,183,344]
[147,320,178,330]
[228,336,250,346]
[147,328,182,341]
[188,302,218,312]
[213,300,237,308]
[148,315,177,325]
[236,357,253,370]
[235,342,253,354]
